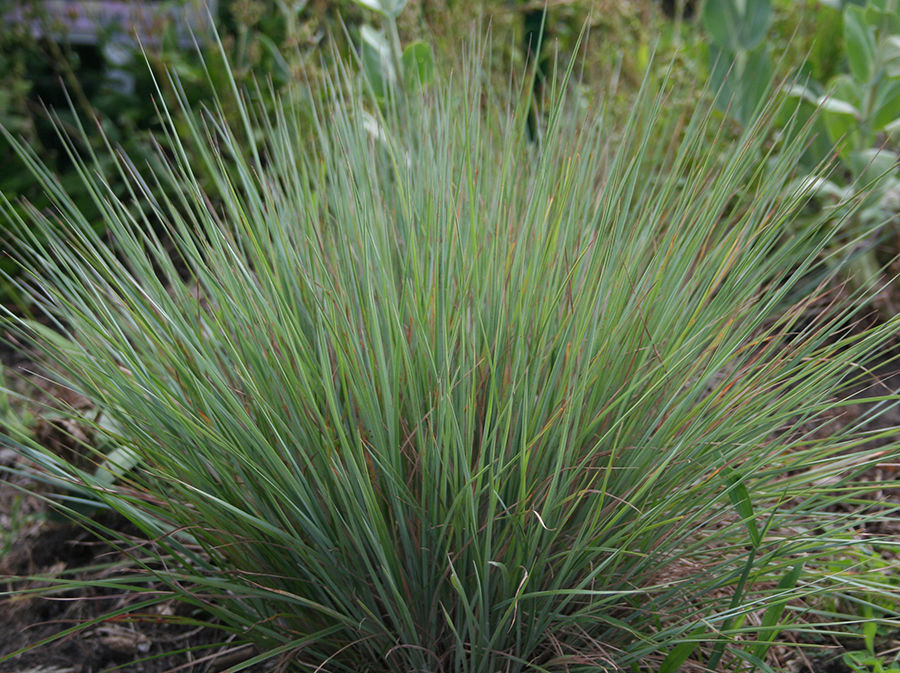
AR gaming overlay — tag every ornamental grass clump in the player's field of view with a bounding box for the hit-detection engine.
[2,50,899,672]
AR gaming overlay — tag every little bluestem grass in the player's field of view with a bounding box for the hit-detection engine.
[1,48,899,672]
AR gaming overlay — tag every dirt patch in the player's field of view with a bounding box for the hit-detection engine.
[0,454,268,673]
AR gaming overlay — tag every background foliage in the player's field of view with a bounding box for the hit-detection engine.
[3,0,898,303]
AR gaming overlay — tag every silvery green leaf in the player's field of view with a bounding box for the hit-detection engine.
[351,0,407,18]
[885,116,900,141]
[849,148,899,184]
[401,41,434,88]
[702,0,772,52]
[361,25,396,98]
[844,4,876,83]
[819,96,860,117]
[783,82,819,104]
[94,446,141,488]
[882,35,900,79]
[793,176,851,200]
[872,78,900,130]
[786,83,860,117]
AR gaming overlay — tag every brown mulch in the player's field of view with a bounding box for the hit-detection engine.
[0,452,269,673]
[0,343,270,673]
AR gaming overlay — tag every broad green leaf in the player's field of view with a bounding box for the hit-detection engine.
[873,78,900,130]
[886,116,900,141]
[849,148,899,186]
[709,44,772,125]
[737,46,773,125]
[659,632,704,673]
[751,564,803,660]
[830,72,864,108]
[703,0,772,51]
[94,446,142,488]
[823,102,861,154]
[401,41,434,88]
[794,176,852,200]
[776,82,817,129]
[739,0,773,50]
[844,4,877,82]
[821,74,863,154]
[863,602,876,653]
[882,35,900,79]
[361,24,395,99]
[820,96,861,116]
[703,0,741,49]
[708,43,734,97]
[843,651,885,673]
[866,3,900,35]
[727,471,760,547]
[784,82,822,105]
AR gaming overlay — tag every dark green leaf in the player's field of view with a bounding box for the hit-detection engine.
[863,602,876,653]
[751,564,803,660]
[401,41,434,89]
[361,25,394,99]
[848,148,898,185]
[738,0,773,50]
[708,44,772,126]
[93,446,142,489]
[659,633,704,673]
[727,471,760,547]
[872,78,900,130]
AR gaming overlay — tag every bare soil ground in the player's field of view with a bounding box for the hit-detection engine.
[0,339,272,673]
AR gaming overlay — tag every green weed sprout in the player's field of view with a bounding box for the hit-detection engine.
[1,45,899,673]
